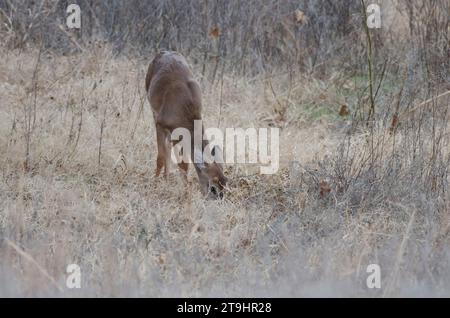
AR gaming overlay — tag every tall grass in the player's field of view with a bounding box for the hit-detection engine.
[0,0,449,296]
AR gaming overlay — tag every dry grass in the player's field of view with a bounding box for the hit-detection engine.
[0,43,449,297]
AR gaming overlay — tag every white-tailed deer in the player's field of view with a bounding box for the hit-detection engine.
[145,51,227,199]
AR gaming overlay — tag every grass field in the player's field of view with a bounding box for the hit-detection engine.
[1,0,449,297]
[1,43,449,297]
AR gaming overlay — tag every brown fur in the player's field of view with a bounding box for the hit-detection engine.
[145,51,227,198]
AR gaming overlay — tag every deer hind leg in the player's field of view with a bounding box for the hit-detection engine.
[155,124,170,179]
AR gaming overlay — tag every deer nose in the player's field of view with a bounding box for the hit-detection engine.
[209,185,218,196]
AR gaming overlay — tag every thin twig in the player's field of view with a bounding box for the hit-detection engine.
[383,210,416,297]
[5,238,63,293]
[361,0,376,124]
[399,90,450,121]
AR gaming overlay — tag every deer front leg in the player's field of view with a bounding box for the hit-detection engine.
[155,124,170,179]
[171,139,189,181]
[171,139,192,200]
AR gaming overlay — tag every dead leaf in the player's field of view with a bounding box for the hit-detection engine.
[209,26,220,39]
[294,10,308,25]
[389,113,399,134]
[339,105,350,116]
[319,93,327,100]
[319,180,331,197]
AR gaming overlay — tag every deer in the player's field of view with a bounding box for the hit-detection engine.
[145,51,227,199]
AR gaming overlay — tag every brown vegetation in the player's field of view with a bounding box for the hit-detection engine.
[0,0,449,297]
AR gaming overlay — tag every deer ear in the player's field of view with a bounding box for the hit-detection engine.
[211,145,224,163]
[220,176,228,186]
[194,147,205,168]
